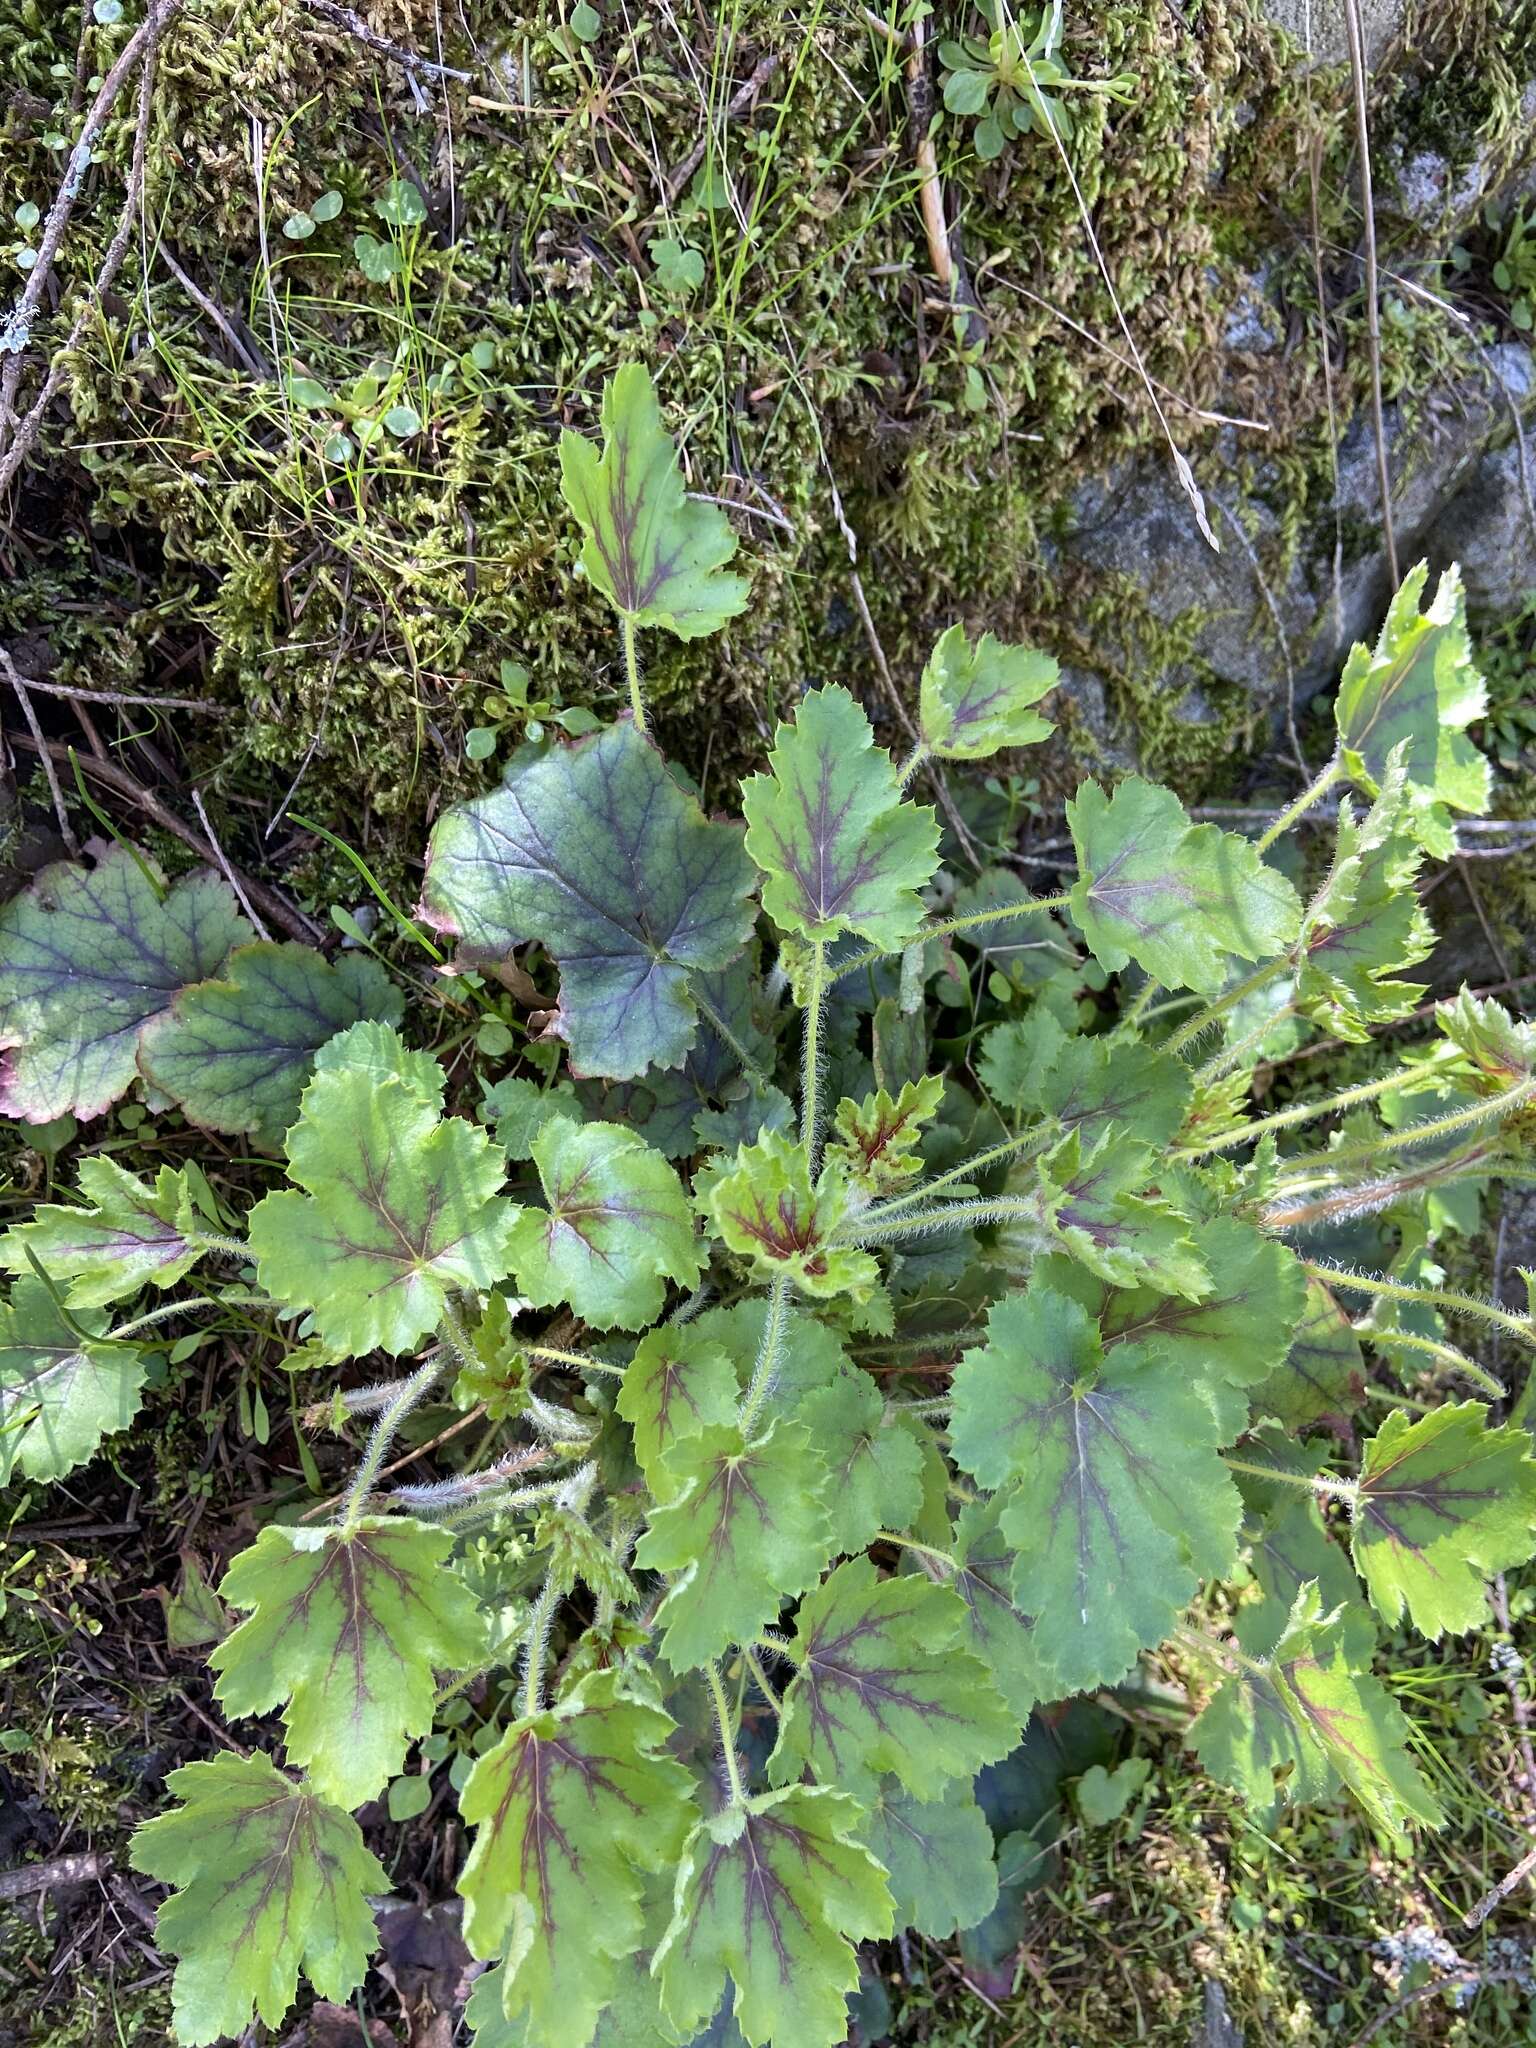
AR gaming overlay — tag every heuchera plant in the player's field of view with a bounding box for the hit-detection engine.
[2,364,1535,2048]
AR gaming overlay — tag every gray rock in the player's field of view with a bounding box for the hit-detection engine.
[1259,0,1402,65]
[1058,344,1536,746]
[1423,438,1536,616]
[1390,147,1487,229]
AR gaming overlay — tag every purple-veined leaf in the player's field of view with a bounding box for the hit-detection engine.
[1190,1582,1443,1841]
[858,1778,1000,1938]
[655,1785,894,2048]
[0,846,248,1122]
[211,1516,488,1808]
[1349,1401,1536,1638]
[458,1673,695,2048]
[0,1156,211,1308]
[508,1115,702,1331]
[827,1075,945,1196]
[421,720,757,1080]
[138,940,401,1148]
[129,1750,386,2047]
[634,1420,834,1670]
[799,1365,925,1553]
[618,1324,740,1500]
[918,622,1056,760]
[697,1129,879,1302]
[559,362,750,638]
[949,1283,1240,1695]
[742,685,939,950]
[768,1557,1015,1798]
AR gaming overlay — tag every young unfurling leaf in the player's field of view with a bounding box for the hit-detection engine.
[458,1674,695,2048]
[0,1274,147,1482]
[0,847,248,1122]
[1333,563,1489,856]
[634,1420,834,1669]
[247,1025,519,1356]
[1437,990,1535,1095]
[422,720,757,1080]
[827,1075,945,1196]
[1190,1583,1443,1841]
[211,1517,487,1807]
[508,1116,702,1331]
[0,1156,209,1308]
[917,622,1056,760]
[1066,777,1299,993]
[1294,758,1432,1042]
[858,1778,1000,1939]
[129,1751,386,2046]
[769,1557,1015,1797]
[655,1786,894,2048]
[742,685,940,949]
[698,1130,879,1301]
[138,940,401,1147]
[1349,1403,1536,1638]
[558,361,750,638]
[949,1284,1240,1694]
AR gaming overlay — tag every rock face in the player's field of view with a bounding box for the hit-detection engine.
[1258,0,1404,65]
[1053,344,1536,757]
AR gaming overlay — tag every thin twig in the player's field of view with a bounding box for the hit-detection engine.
[0,659,224,716]
[299,0,472,80]
[1341,0,1397,585]
[0,1853,109,1904]
[155,241,269,379]
[1465,1842,1536,1930]
[661,52,779,206]
[9,731,323,943]
[191,788,271,940]
[0,5,176,495]
[1,650,78,855]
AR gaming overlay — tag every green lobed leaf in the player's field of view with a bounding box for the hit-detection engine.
[137,941,400,1148]
[1041,1218,1307,1435]
[692,1296,847,1402]
[421,720,757,1080]
[508,1116,702,1331]
[0,1273,147,1483]
[769,1557,1015,1798]
[1023,1128,1212,1297]
[1031,1034,1193,1150]
[917,622,1057,761]
[1066,777,1300,994]
[654,1786,894,2048]
[483,1074,581,1160]
[210,1516,487,1808]
[618,1325,740,1501]
[1235,1449,1377,1663]
[949,1284,1240,1695]
[0,1155,210,1308]
[950,1495,1043,1719]
[634,1420,834,1669]
[129,1750,386,2046]
[1250,1276,1365,1432]
[0,847,249,1122]
[558,362,749,638]
[1349,1402,1536,1637]
[827,1075,945,1196]
[1333,563,1490,856]
[247,1024,520,1356]
[859,1777,1000,1939]
[458,1673,696,2048]
[1190,1582,1443,1841]
[1294,757,1433,1042]
[742,685,940,949]
[799,1365,926,1554]
[697,1129,879,1302]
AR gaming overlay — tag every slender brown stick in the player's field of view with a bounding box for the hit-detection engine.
[0,1853,109,1903]
[0,660,223,715]
[0,7,174,495]
[1,651,79,855]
